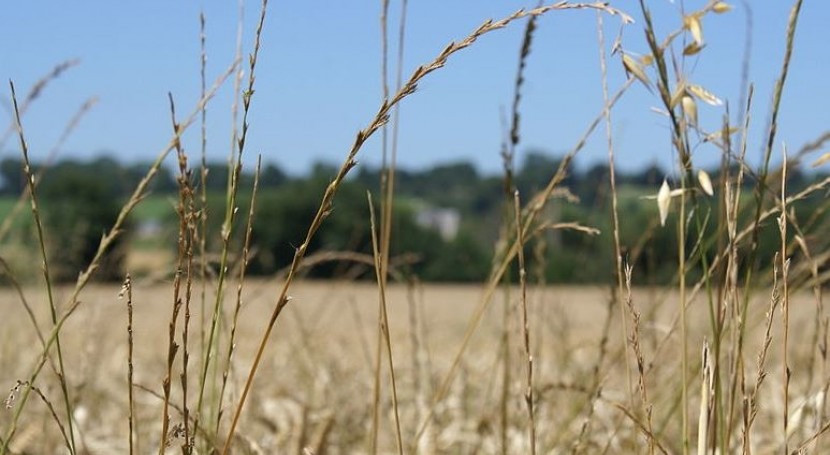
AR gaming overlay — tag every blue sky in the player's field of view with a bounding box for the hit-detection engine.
[1,1,828,176]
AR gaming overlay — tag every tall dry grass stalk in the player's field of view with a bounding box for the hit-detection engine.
[120,274,135,455]
[741,0,802,361]
[1,59,238,455]
[197,10,210,386]
[723,87,754,454]
[369,1,405,451]
[497,10,540,451]
[778,147,791,451]
[623,263,655,454]
[513,190,536,455]
[222,5,633,454]
[197,2,268,449]
[215,156,261,444]
[743,253,781,452]
[157,94,192,455]
[367,192,403,455]
[595,6,634,419]
[9,81,77,455]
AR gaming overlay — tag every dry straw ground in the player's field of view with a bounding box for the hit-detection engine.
[0,282,823,453]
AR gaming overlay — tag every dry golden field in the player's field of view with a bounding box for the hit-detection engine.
[1,280,825,453]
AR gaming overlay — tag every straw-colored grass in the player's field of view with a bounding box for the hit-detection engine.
[0,281,825,453]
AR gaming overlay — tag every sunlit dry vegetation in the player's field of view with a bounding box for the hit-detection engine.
[2,1,830,454]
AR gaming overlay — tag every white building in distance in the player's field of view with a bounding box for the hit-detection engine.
[415,207,460,241]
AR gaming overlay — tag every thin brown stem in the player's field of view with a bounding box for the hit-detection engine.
[8,80,76,455]
[779,147,791,452]
[595,7,633,409]
[121,275,135,455]
[196,2,268,446]
[1,60,237,455]
[514,190,536,455]
[367,192,403,455]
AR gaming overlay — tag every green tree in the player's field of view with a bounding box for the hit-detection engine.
[516,151,566,196]
[251,177,371,276]
[0,157,25,195]
[39,164,128,282]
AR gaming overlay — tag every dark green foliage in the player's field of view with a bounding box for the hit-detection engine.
[419,231,491,281]
[38,161,129,282]
[0,157,26,196]
[248,176,490,281]
[251,176,370,277]
[2,153,828,284]
[515,151,567,196]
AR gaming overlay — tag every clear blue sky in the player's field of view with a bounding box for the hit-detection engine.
[2,1,828,176]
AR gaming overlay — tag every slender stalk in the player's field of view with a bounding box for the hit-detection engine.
[121,275,135,455]
[8,80,77,455]
[743,254,782,451]
[779,147,791,452]
[215,157,262,440]
[623,263,655,454]
[724,99,752,452]
[500,11,540,451]
[195,2,267,447]
[367,192,403,455]
[406,277,432,453]
[739,0,802,369]
[1,62,237,455]
[388,3,409,450]
[197,9,209,392]
[679,181,689,454]
[376,6,409,451]
[179,139,196,455]
[390,0,408,185]
[499,281,511,455]
[513,191,536,455]
[498,101,512,455]
[595,7,633,408]
[370,3,390,451]
[158,93,193,455]
[197,3,244,445]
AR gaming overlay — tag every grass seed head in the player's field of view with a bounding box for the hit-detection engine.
[697,169,714,196]
[658,179,671,227]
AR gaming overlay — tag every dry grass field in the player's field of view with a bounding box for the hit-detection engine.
[1,281,826,453]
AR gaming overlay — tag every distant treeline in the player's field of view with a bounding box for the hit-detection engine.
[0,153,827,284]
[3,152,825,200]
